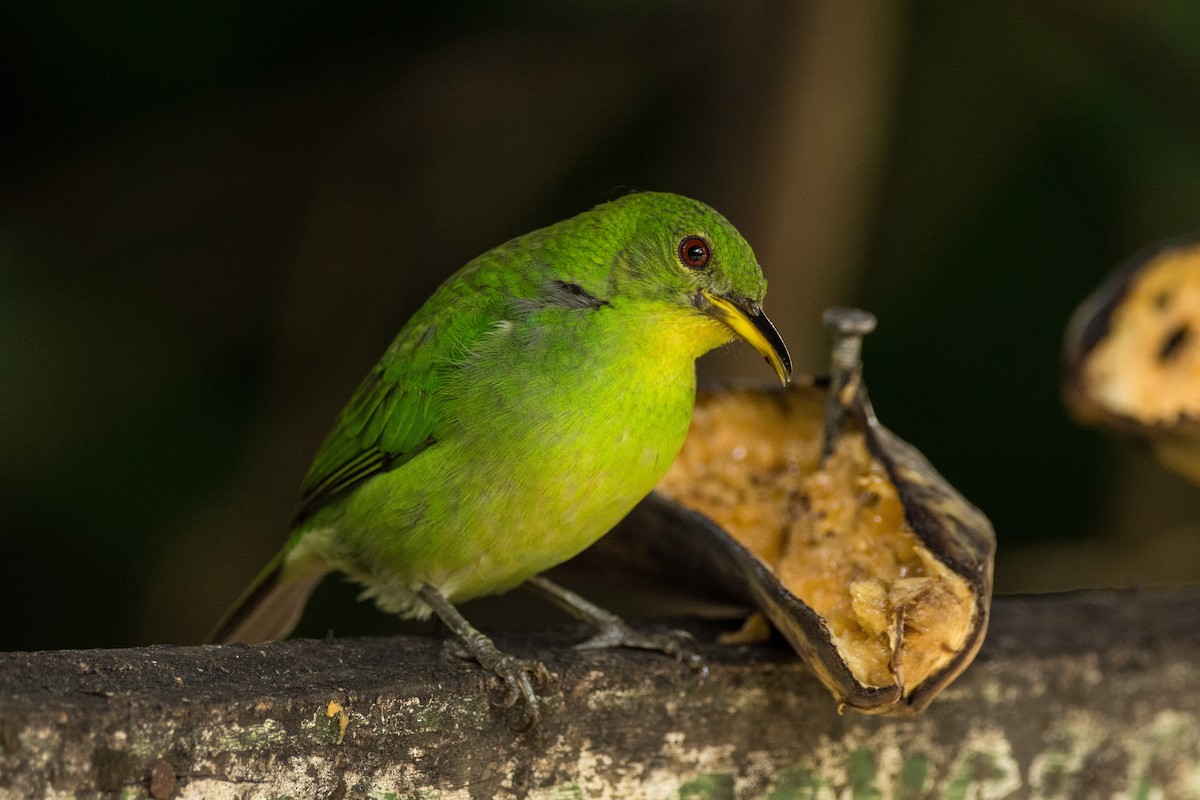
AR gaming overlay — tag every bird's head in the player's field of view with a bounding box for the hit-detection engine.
[605,192,792,385]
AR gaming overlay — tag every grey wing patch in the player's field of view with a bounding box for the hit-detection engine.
[540,279,610,310]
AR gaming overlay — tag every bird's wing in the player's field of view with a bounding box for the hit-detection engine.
[293,289,508,525]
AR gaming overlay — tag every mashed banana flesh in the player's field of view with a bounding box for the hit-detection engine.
[1081,249,1200,424]
[658,389,976,691]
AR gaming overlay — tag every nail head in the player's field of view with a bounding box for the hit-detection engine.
[823,307,877,337]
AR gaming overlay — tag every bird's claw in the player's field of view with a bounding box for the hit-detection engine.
[487,654,552,730]
[439,636,552,729]
[575,623,707,678]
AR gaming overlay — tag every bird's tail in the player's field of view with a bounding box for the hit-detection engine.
[208,551,327,644]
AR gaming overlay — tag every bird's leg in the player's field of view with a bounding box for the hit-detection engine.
[524,575,706,676]
[417,584,550,729]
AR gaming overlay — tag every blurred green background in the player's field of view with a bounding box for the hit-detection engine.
[4,1,1200,652]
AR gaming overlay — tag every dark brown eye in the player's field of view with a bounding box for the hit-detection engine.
[679,236,710,269]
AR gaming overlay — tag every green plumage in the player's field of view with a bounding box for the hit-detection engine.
[212,192,790,716]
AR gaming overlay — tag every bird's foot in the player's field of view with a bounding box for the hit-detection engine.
[423,584,553,729]
[482,652,553,730]
[443,637,551,729]
[575,621,708,678]
[525,576,708,679]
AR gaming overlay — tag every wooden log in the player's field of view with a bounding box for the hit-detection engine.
[1,589,1199,799]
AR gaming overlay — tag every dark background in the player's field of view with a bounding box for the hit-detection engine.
[4,1,1200,651]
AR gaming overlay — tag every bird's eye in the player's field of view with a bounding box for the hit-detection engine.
[679,236,711,270]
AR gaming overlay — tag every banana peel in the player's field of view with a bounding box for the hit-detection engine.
[611,377,995,716]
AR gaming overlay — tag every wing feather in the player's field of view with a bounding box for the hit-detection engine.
[293,284,513,525]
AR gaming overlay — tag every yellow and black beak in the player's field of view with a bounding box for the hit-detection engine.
[698,290,793,385]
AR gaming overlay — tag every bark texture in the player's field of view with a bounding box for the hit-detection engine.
[1,589,1199,799]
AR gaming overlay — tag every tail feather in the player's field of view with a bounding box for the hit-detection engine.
[209,553,327,644]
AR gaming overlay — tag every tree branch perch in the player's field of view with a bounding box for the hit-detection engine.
[2,589,1199,799]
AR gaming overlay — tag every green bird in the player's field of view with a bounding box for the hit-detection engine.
[212,191,791,722]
